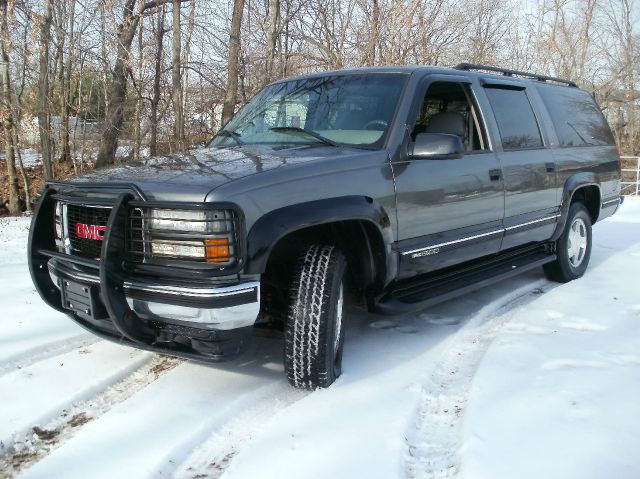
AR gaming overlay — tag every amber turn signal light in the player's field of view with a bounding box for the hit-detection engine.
[205,238,230,263]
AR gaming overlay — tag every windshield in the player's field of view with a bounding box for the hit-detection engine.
[210,73,407,149]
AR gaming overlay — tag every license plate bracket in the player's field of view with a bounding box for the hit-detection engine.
[60,279,108,320]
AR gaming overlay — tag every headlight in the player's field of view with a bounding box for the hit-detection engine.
[150,239,207,259]
[129,206,239,266]
[149,209,232,233]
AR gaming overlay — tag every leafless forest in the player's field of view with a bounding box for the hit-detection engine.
[0,0,638,214]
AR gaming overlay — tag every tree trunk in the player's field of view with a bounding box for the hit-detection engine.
[134,19,144,161]
[13,128,31,209]
[172,0,184,151]
[265,0,280,83]
[97,0,179,167]
[0,0,20,214]
[221,0,245,127]
[365,0,379,65]
[182,0,195,144]
[96,0,140,168]
[150,6,166,157]
[60,0,76,164]
[37,0,54,179]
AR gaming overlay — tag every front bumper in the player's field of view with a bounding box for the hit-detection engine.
[28,184,259,362]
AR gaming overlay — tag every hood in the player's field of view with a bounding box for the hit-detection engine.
[68,144,372,201]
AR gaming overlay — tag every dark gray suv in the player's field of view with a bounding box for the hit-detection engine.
[29,64,622,389]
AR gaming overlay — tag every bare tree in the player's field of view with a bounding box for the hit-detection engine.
[0,0,20,214]
[60,0,77,164]
[150,4,166,157]
[265,0,280,82]
[97,0,184,168]
[172,0,185,151]
[221,0,245,127]
[37,0,54,179]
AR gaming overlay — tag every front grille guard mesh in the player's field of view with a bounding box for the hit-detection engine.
[127,206,241,267]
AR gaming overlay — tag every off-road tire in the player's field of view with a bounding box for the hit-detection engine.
[543,202,592,283]
[285,245,347,390]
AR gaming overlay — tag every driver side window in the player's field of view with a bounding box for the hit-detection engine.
[412,82,488,152]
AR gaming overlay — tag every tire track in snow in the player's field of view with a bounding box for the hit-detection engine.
[0,334,97,377]
[0,355,182,478]
[16,337,293,479]
[404,279,553,479]
[170,383,308,479]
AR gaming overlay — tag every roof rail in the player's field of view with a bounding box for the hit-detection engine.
[453,63,578,88]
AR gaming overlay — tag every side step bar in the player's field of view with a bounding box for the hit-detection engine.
[373,245,555,315]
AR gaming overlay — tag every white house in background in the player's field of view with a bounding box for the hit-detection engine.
[20,116,99,145]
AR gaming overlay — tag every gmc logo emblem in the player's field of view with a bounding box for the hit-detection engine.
[76,223,106,241]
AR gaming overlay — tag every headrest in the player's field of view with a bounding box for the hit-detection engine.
[425,112,465,137]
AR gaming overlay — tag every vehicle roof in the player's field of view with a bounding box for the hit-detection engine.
[271,65,581,91]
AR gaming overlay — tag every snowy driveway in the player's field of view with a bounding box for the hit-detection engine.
[1,198,639,479]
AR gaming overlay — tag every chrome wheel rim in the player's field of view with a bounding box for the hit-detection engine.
[334,283,344,357]
[567,218,587,267]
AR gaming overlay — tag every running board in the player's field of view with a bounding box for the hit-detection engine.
[373,245,555,315]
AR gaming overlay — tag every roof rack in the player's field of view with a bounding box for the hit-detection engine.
[453,63,578,88]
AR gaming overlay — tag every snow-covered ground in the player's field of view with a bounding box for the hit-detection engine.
[0,150,42,167]
[0,198,639,479]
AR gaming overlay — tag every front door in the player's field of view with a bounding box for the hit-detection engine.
[393,77,505,279]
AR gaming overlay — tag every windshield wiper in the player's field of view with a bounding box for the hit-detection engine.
[213,129,244,146]
[270,126,339,147]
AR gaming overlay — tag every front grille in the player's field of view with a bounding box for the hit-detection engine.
[67,204,111,259]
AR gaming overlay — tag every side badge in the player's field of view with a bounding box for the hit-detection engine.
[411,248,440,258]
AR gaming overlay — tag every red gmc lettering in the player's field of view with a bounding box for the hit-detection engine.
[75,223,106,241]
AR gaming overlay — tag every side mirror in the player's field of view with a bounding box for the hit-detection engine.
[409,133,464,160]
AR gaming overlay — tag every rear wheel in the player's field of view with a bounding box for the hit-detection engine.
[543,202,592,283]
[285,245,347,390]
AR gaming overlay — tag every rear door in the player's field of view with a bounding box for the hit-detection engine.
[478,81,559,251]
[393,75,505,279]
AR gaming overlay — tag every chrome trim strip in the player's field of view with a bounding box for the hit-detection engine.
[61,202,71,255]
[48,262,101,285]
[504,214,560,231]
[122,281,259,299]
[601,198,620,207]
[401,229,504,256]
[48,261,258,301]
[401,214,561,256]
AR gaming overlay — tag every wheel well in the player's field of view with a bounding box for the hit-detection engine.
[570,185,600,223]
[259,220,386,318]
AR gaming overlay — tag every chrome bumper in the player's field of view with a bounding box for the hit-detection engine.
[124,281,260,330]
[49,264,260,330]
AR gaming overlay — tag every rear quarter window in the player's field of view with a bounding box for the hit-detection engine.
[538,85,615,147]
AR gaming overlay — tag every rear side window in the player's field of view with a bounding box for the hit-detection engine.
[484,87,543,150]
[538,85,615,147]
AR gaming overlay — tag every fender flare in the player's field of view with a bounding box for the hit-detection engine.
[550,173,601,242]
[244,196,396,283]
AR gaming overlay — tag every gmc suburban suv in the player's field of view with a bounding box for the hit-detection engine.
[29,64,622,389]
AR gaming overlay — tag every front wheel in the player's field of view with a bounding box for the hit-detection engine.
[543,202,592,283]
[285,245,347,390]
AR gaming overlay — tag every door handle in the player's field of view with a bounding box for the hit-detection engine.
[489,169,501,181]
[546,162,556,172]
